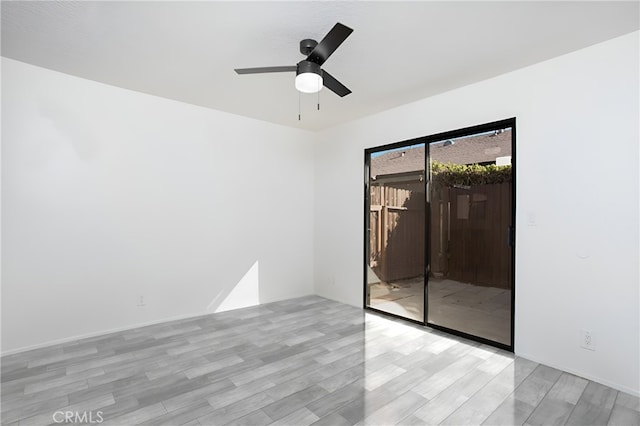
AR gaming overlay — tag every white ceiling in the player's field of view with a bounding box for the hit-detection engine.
[2,1,638,131]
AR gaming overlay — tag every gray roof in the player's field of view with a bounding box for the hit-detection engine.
[370,129,511,177]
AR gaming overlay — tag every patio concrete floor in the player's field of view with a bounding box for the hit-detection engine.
[369,277,511,345]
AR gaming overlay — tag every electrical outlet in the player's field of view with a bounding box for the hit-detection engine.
[527,212,537,226]
[580,329,595,351]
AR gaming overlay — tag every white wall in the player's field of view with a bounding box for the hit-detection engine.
[1,58,316,353]
[314,32,639,395]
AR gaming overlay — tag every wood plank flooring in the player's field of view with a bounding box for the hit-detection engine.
[1,296,637,425]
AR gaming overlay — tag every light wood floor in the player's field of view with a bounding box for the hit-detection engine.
[2,296,638,425]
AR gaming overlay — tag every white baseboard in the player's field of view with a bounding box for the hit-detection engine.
[1,310,212,356]
[516,350,640,397]
[0,296,305,357]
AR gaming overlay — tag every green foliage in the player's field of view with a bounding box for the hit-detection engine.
[431,160,512,187]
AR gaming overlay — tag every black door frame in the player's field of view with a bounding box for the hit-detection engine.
[363,118,516,352]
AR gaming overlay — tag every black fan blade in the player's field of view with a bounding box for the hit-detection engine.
[306,23,353,66]
[235,66,296,75]
[322,70,351,97]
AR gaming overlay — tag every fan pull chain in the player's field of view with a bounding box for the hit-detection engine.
[317,78,320,110]
[298,91,301,121]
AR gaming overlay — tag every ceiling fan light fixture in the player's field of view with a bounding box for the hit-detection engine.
[295,61,323,93]
[295,73,323,93]
[234,23,353,98]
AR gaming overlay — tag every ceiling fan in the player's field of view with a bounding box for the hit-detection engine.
[234,22,353,97]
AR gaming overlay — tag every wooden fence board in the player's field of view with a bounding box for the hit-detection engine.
[369,179,511,288]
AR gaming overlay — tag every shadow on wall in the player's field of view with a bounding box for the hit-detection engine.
[206,261,260,313]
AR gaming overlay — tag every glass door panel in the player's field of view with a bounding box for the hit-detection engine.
[427,129,513,346]
[366,144,425,322]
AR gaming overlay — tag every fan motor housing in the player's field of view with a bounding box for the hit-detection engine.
[300,39,318,56]
[296,60,321,76]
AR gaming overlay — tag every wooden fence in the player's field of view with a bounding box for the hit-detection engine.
[369,181,425,282]
[430,182,512,289]
[369,179,511,288]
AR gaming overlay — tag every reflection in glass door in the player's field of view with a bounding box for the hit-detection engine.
[427,127,513,346]
[365,143,425,322]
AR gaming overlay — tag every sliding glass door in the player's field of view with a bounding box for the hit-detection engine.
[364,119,515,350]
